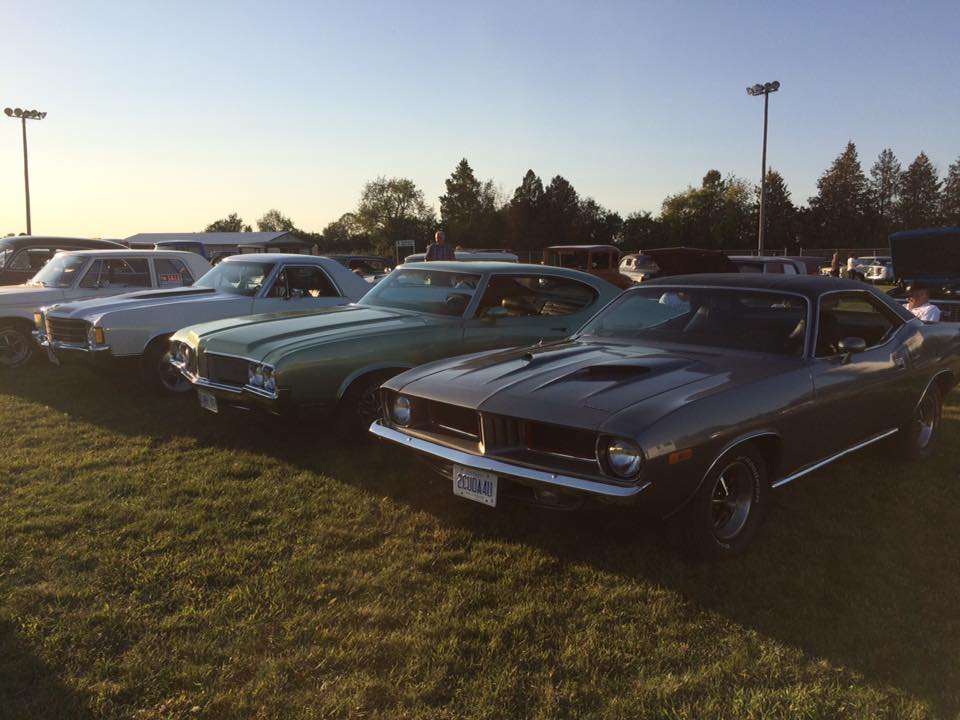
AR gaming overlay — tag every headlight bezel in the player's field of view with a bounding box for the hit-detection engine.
[391,395,412,426]
[246,361,277,395]
[599,436,644,480]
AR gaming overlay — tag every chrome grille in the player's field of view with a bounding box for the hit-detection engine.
[47,317,87,344]
[203,353,248,386]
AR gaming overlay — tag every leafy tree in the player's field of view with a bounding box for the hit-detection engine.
[357,177,436,255]
[621,211,665,249]
[807,142,870,247]
[321,212,370,252]
[256,209,297,232]
[760,170,797,250]
[896,152,942,228]
[573,198,622,245]
[868,149,901,237]
[204,213,252,232]
[660,170,755,248]
[942,157,960,227]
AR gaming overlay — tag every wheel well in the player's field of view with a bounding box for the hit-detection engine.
[0,316,35,333]
[338,367,409,404]
[140,334,173,366]
[935,371,956,398]
[745,434,783,482]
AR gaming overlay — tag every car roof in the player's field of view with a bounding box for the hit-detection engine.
[400,260,609,281]
[0,236,125,250]
[730,255,800,262]
[55,249,201,258]
[221,253,330,263]
[546,244,618,251]
[642,272,877,298]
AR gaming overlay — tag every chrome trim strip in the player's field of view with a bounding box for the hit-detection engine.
[371,421,652,500]
[174,363,279,399]
[771,428,899,488]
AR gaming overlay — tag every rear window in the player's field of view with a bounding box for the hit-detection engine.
[155,258,195,288]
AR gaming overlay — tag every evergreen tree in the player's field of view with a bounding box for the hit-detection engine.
[896,152,942,228]
[541,175,580,245]
[621,211,665,249]
[807,142,870,247]
[505,170,545,250]
[940,156,960,227]
[439,159,484,247]
[869,148,902,236]
[760,170,797,250]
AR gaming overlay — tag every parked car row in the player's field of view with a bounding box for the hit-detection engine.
[5,244,957,560]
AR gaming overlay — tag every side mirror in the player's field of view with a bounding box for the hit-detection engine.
[838,336,866,364]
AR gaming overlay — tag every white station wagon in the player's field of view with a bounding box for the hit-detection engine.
[35,254,371,391]
[0,249,211,369]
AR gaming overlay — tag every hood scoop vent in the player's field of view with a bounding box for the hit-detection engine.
[130,287,216,299]
[571,364,652,382]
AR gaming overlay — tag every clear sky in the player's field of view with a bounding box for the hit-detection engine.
[2,0,958,238]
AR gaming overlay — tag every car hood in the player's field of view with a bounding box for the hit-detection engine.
[183,304,435,362]
[392,339,796,431]
[0,285,65,306]
[44,286,227,318]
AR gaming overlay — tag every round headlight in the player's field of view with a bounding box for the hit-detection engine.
[391,395,412,426]
[248,363,264,387]
[262,366,276,393]
[605,438,642,478]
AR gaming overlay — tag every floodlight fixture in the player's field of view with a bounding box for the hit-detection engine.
[746,81,782,254]
[4,104,48,234]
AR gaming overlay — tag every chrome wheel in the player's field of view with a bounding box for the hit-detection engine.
[0,326,31,368]
[710,460,756,542]
[913,389,941,450]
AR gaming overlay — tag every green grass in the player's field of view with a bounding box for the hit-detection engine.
[1,363,959,719]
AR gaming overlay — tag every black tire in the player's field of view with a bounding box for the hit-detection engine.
[681,444,769,560]
[894,382,942,461]
[141,337,192,393]
[336,371,397,437]
[0,322,35,369]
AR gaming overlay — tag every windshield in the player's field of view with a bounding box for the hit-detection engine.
[29,254,88,288]
[580,287,809,356]
[358,267,482,316]
[195,261,274,296]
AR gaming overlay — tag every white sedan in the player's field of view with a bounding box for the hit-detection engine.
[0,249,211,369]
[35,254,370,391]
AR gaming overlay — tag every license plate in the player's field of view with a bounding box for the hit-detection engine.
[46,346,60,366]
[197,389,218,414]
[452,464,497,507]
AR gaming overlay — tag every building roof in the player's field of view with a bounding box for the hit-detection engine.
[125,232,294,247]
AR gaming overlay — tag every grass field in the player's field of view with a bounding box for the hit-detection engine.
[1,362,959,719]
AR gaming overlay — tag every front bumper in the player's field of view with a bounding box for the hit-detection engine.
[34,332,114,366]
[171,360,293,415]
[370,421,652,505]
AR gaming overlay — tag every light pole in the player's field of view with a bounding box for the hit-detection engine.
[746,81,779,255]
[4,107,47,235]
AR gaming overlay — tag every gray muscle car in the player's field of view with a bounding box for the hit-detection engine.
[372,274,960,559]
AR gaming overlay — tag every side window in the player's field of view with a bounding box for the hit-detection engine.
[475,275,598,318]
[155,258,195,288]
[782,263,797,275]
[815,293,901,357]
[80,258,152,289]
[268,266,339,299]
[9,250,35,271]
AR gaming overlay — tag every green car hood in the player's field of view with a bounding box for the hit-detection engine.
[185,304,436,363]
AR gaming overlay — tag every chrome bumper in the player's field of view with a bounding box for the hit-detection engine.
[170,359,279,401]
[33,332,111,353]
[370,421,651,503]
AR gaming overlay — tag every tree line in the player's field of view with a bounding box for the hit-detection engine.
[205,144,960,256]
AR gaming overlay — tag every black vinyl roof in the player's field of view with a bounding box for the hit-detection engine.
[642,272,879,298]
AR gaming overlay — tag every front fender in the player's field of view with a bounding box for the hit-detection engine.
[336,362,416,401]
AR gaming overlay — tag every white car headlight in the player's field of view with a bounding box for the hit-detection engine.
[391,395,412,426]
[248,363,264,388]
[604,438,643,478]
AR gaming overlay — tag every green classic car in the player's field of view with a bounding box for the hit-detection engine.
[168,262,621,431]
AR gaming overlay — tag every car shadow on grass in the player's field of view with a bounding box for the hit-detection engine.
[0,620,95,720]
[3,364,959,715]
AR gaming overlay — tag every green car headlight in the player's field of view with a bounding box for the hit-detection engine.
[248,363,264,388]
[604,438,643,478]
[391,395,412,426]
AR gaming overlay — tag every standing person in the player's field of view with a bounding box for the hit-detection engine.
[903,283,941,322]
[846,256,858,280]
[830,252,840,278]
[425,230,456,262]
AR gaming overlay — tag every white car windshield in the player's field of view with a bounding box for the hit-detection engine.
[29,254,88,288]
[358,267,482,316]
[580,287,809,356]
[195,261,274,296]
